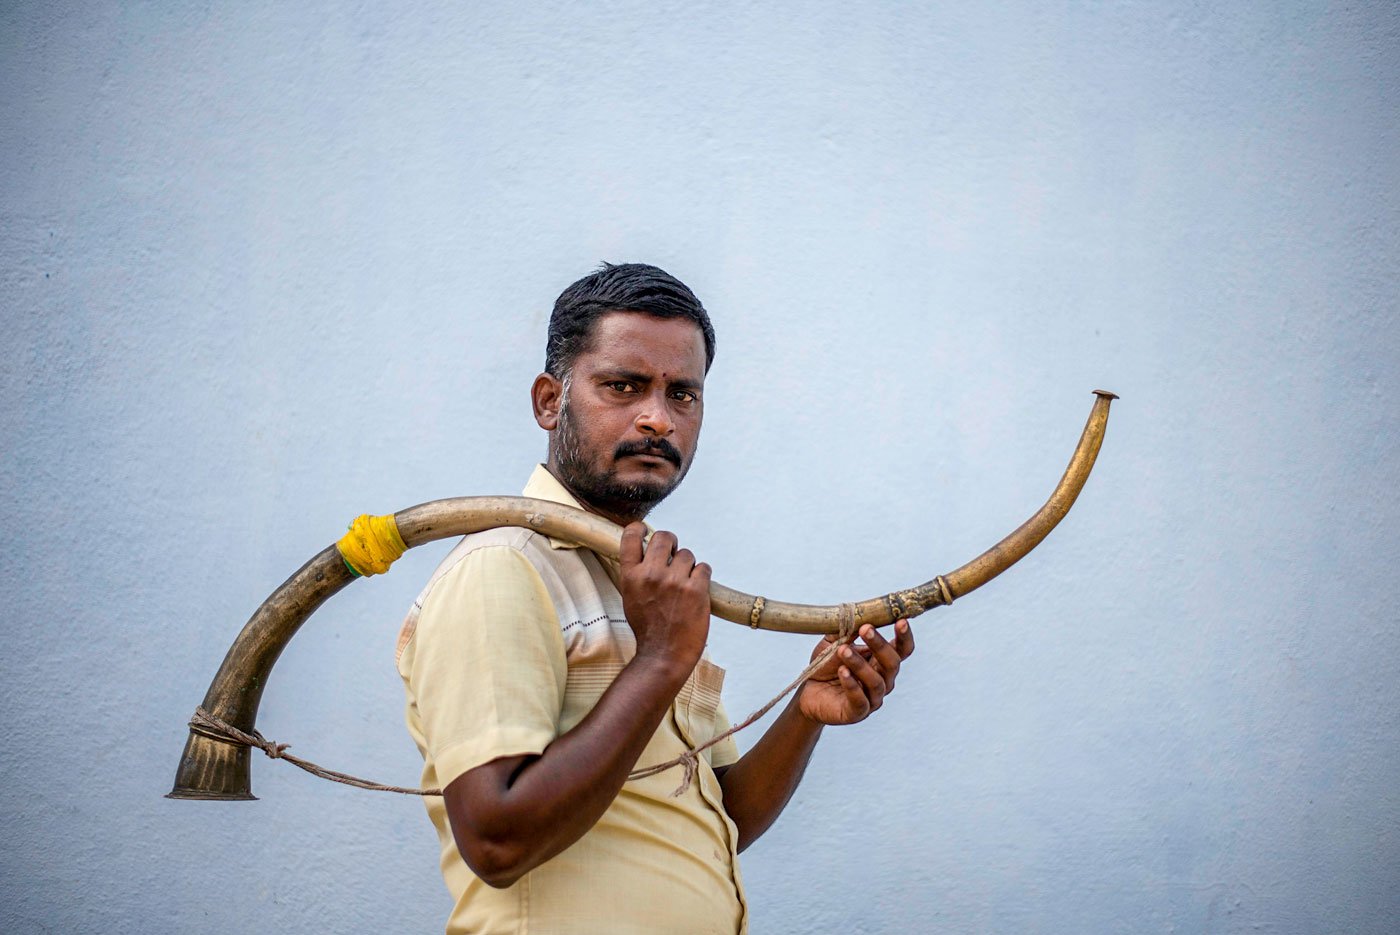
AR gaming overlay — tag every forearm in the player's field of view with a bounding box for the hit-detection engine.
[718,621,916,852]
[716,695,824,852]
[446,655,688,885]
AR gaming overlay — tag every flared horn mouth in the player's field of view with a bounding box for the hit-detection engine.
[170,391,1116,800]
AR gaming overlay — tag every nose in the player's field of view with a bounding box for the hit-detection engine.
[634,389,674,437]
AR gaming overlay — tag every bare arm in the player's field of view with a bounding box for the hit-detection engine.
[444,524,711,888]
[716,621,915,852]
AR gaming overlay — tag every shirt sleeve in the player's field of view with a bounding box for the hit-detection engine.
[406,544,568,788]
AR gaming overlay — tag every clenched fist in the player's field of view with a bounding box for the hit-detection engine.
[618,523,712,681]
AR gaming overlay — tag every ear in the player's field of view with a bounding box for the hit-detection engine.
[531,372,563,431]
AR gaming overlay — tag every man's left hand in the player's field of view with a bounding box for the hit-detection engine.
[796,621,915,726]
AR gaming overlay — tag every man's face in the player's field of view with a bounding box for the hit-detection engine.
[543,311,707,523]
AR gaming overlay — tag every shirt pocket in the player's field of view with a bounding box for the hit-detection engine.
[673,657,727,750]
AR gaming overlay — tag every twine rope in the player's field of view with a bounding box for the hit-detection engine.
[626,602,860,796]
[189,604,865,799]
[190,707,442,796]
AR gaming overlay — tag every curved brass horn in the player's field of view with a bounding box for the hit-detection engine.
[169,391,1115,800]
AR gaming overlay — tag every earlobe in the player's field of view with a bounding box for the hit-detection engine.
[531,373,562,430]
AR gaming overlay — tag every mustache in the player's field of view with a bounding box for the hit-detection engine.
[614,438,683,467]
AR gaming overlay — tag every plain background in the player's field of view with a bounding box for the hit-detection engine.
[2,2,1396,933]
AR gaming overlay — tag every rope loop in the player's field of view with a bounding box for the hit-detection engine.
[837,602,858,641]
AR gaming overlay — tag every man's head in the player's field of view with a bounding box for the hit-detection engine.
[543,263,716,381]
[532,263,716,525]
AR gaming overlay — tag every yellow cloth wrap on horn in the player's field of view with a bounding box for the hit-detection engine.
[337,513,407,577]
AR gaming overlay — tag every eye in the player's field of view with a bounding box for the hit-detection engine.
[670,389,699,404]
[606,381,637,393]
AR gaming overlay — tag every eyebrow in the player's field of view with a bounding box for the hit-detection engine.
[598,369,703,393]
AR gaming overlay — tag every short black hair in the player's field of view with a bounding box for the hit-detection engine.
[545,262,716,378]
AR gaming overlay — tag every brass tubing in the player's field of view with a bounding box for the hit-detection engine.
[698,390,1118,633]
[169,391,1115,800]
[940,390,1118,599]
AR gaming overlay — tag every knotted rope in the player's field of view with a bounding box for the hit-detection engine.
[188,603,865,799]
[189,707,441,796]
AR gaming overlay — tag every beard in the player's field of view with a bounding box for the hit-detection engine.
[553,395,693,524]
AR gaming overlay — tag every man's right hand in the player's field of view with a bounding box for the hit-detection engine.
[618,522,711,678]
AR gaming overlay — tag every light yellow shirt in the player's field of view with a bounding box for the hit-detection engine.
[397,465,748,935]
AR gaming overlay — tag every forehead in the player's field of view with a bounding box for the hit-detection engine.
[577,311,707,380]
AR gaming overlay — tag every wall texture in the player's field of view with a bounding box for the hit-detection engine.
[2,2,1396,932]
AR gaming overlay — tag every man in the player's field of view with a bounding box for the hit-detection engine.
[397,263,914,934]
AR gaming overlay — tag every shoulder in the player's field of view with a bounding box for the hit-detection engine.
[398,527,576,670]
[417,526,555,607]
[446,524,546,562]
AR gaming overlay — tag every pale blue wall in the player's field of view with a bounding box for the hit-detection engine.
[2,3,1397,933]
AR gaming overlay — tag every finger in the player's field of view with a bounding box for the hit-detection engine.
[620,523,646,569]
[893,619,915,660]
[837,665,871,718]
[860,625,903,690]
[672,547,696,576]
[689,563,713,613]
[840,644,886,707]
[643,530,677,570]
[842,644,874,664]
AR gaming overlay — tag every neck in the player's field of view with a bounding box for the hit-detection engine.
[542,461,649,528]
